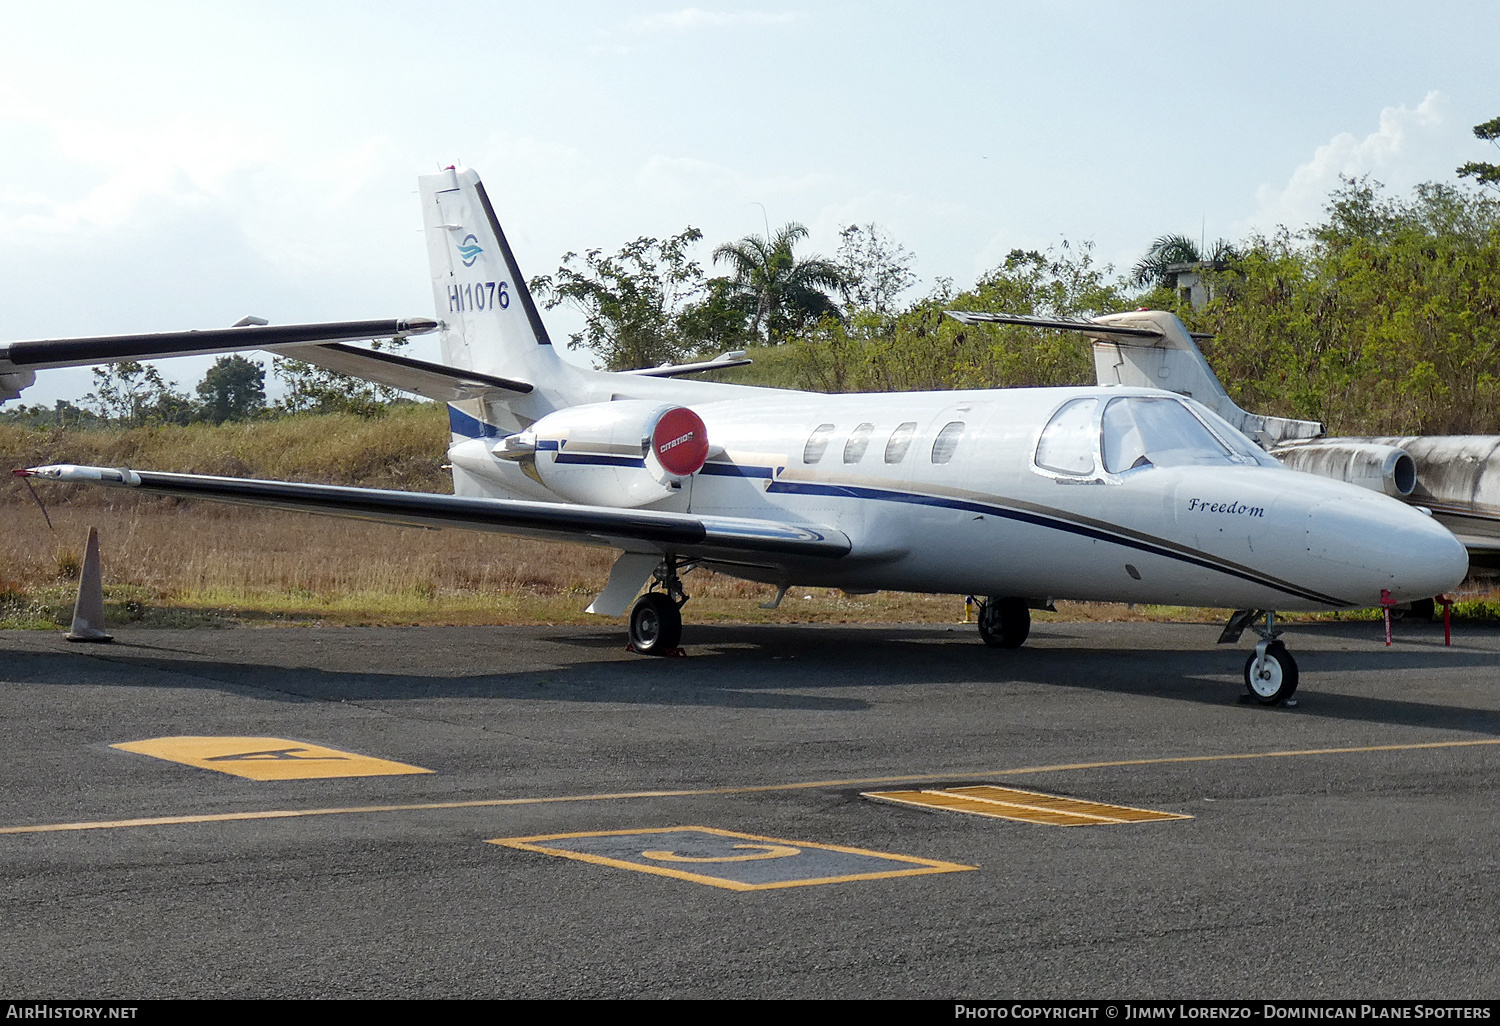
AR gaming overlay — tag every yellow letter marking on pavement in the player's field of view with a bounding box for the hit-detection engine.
[110,737,434,781]
[864,784,1191,826]
[640,843,801,863]
[490,826,974,891]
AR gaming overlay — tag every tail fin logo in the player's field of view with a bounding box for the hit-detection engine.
[457,234,484,267]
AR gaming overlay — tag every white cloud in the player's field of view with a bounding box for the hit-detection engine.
[629,8,797,33]
[1245,91,1451,235]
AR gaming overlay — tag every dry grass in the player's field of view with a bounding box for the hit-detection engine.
[1,403,452,491]
[3,409,1497,630]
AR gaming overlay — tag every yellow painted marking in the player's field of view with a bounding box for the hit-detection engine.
[864,785,1192,826]
[640,843,801,863]
[488,826,974,891]
[110,737,433,781]
[2,737,1496,836]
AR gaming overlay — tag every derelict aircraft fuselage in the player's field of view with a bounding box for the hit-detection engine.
[16,166,1469,704]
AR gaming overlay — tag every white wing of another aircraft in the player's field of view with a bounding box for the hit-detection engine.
[15,166,1471,706]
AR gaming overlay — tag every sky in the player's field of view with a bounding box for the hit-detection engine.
[3,0,1498,406]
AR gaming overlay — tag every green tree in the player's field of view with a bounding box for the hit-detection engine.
[196,354,266,423]
[531,228,744,370]
[1188,178,1500,434]
[674,275,755,355]
[1457,115,1500,191]
[0,399,103,429]
[792,241,1128,393]
[836,223,916,316]
[713,223,847,342]
[1129,233,1237,289]
[82,361,196,427]
[274,338,413,417]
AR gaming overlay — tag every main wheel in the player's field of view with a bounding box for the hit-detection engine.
[978,596,1030,649]
[1243,640,1298,705]
[629,593,682,655]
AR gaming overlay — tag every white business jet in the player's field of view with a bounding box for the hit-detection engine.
[15,167,1468,705]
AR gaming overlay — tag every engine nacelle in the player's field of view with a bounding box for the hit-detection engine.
[497,400,710,508]
[1273,441,1417,498]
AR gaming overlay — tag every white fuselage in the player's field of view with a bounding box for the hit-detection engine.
[446,360,1469,613]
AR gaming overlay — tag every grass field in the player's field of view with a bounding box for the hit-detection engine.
[4,405,1496,631]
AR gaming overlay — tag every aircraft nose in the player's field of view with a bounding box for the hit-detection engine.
[1307,496,1469,604]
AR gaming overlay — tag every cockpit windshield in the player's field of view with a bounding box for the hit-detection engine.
[1035,394,1273,478]
[1102,396,1266,472]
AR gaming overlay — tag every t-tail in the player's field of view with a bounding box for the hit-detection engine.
[419,166,578,447]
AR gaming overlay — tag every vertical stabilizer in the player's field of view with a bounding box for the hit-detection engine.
[1088,311,1324,447]
[419,166,562,383]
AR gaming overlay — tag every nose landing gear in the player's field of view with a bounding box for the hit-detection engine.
[1225,609,1299,705]
[1244,638,1298,705]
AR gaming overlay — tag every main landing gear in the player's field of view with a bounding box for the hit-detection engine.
[1221,609,1299,705]
[627,557,691,656]
[977,596,1031,649]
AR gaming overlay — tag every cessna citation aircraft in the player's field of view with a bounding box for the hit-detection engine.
[13,167,1469,706]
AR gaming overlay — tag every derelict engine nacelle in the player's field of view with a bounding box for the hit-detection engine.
[1272,440,1418,498]
[494,400,711,507]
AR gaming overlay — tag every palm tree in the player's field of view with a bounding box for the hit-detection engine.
[713,223,847,342]
[1130,234,1237,290]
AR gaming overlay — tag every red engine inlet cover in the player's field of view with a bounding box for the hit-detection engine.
[651,407,710,477]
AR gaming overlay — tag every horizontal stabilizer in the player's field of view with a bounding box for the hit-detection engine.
[945,310,1214,343]
[16,465,851,562]
[621,352,754,378]
[0,318,438,372]
[947,310,1163,340]
[269,343,532,400]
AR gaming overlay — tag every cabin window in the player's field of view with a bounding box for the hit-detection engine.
[884,422,918,463]
[844,423,874,464]
[1035,398,1099,475]
[803,423,836,464]
[931,421,965,464]
[1101,397,1245,472]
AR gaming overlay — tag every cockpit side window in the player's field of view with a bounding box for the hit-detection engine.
[1189,402,1278,466]
[1035,398,1099,475]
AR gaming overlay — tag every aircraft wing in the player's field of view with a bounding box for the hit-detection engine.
[620,352,754,378]
[14,465,850,561]
[1449,533,1500,569]
[265,343,532,400]
[0,318,440,372]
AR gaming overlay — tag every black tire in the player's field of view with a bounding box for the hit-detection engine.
[629,593,682,655]
[1243,640,1298,705]
[978,596,1030,649]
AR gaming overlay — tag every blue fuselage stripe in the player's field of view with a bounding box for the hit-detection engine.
[700,462,775,479]
[765,479,1346,606]
[555,453,646,468]
[448,405,501,439]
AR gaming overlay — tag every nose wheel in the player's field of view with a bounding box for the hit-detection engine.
[1243,639,1298,705]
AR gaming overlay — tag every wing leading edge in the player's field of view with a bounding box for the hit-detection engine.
[15,465,851,562]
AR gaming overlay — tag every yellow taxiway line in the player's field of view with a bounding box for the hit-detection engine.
[3,737,1498,837]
